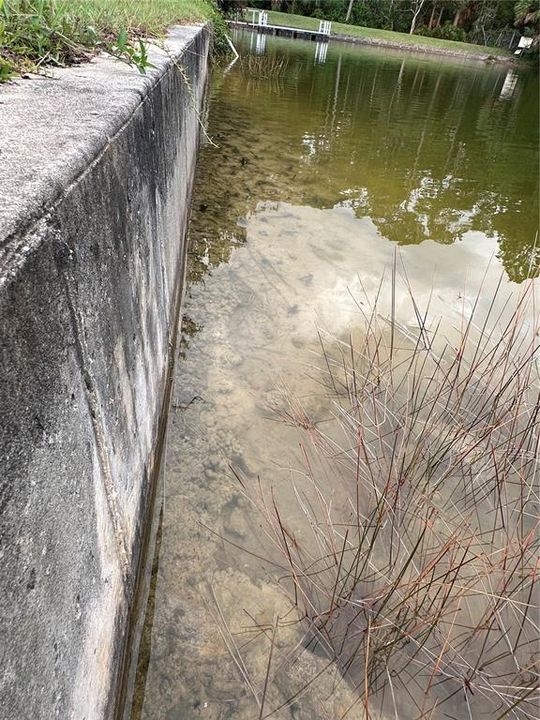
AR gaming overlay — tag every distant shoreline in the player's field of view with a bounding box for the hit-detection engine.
[330,32,516,64]
[228,21,517,66]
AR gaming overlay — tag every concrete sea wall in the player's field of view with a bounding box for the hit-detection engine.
[0,25,209,719]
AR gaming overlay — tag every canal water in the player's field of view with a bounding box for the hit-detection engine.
[133,34,539,720]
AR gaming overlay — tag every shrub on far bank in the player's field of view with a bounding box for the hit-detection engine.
[415,22,467,42]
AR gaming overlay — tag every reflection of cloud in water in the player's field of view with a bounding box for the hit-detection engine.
[335,187,370,213]
[140,201,537,720]
[246,202,533,345]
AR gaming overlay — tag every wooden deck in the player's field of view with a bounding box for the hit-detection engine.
[228,20,331,43]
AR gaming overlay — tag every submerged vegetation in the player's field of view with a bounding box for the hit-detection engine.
[235,275,540,718]
[239,53,289,77]
[0,0,225,81]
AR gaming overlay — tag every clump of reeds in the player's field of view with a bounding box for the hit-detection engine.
[237,273,540,719]
[239,54,289,78]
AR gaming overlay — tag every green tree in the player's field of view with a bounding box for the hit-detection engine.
[409,0,428,32]
[515,0,540,35]
[473,1,499,44]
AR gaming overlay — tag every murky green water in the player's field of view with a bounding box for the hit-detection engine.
[133,34,539,720]
[188,33,538,284]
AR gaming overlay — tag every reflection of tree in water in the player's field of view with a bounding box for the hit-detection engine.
[493,209,540,281]
[189,40,538,283]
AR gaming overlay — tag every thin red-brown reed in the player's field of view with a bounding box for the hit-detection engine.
[237,276,539,719]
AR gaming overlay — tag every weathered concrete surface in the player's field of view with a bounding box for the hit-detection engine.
[0,25,209,719]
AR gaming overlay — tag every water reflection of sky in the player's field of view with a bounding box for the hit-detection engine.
[228,32,539,283]
[139,200,538,720]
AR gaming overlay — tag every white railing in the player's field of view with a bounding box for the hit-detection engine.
[318,20,332,36]
[258,11,269,27]
[514,35,533,55]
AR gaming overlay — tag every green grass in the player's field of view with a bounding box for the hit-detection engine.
[0,0,221,81]
[246,8,510,57]
[64,0,216,35]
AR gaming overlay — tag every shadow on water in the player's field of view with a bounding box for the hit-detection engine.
[132,31,539,720]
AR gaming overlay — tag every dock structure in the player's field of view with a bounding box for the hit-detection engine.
[229,11,332,43]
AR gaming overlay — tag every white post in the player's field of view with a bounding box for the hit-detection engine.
[315,42,328,63]
[225,34,239,60]
[256,33,267,54]
[318,20,331,36]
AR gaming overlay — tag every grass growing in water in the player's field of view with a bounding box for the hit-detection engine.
[239,54,288,78]
[234,273,539,718]
[0,0,223,81]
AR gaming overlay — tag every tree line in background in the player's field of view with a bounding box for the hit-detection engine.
[223,0,540,48]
